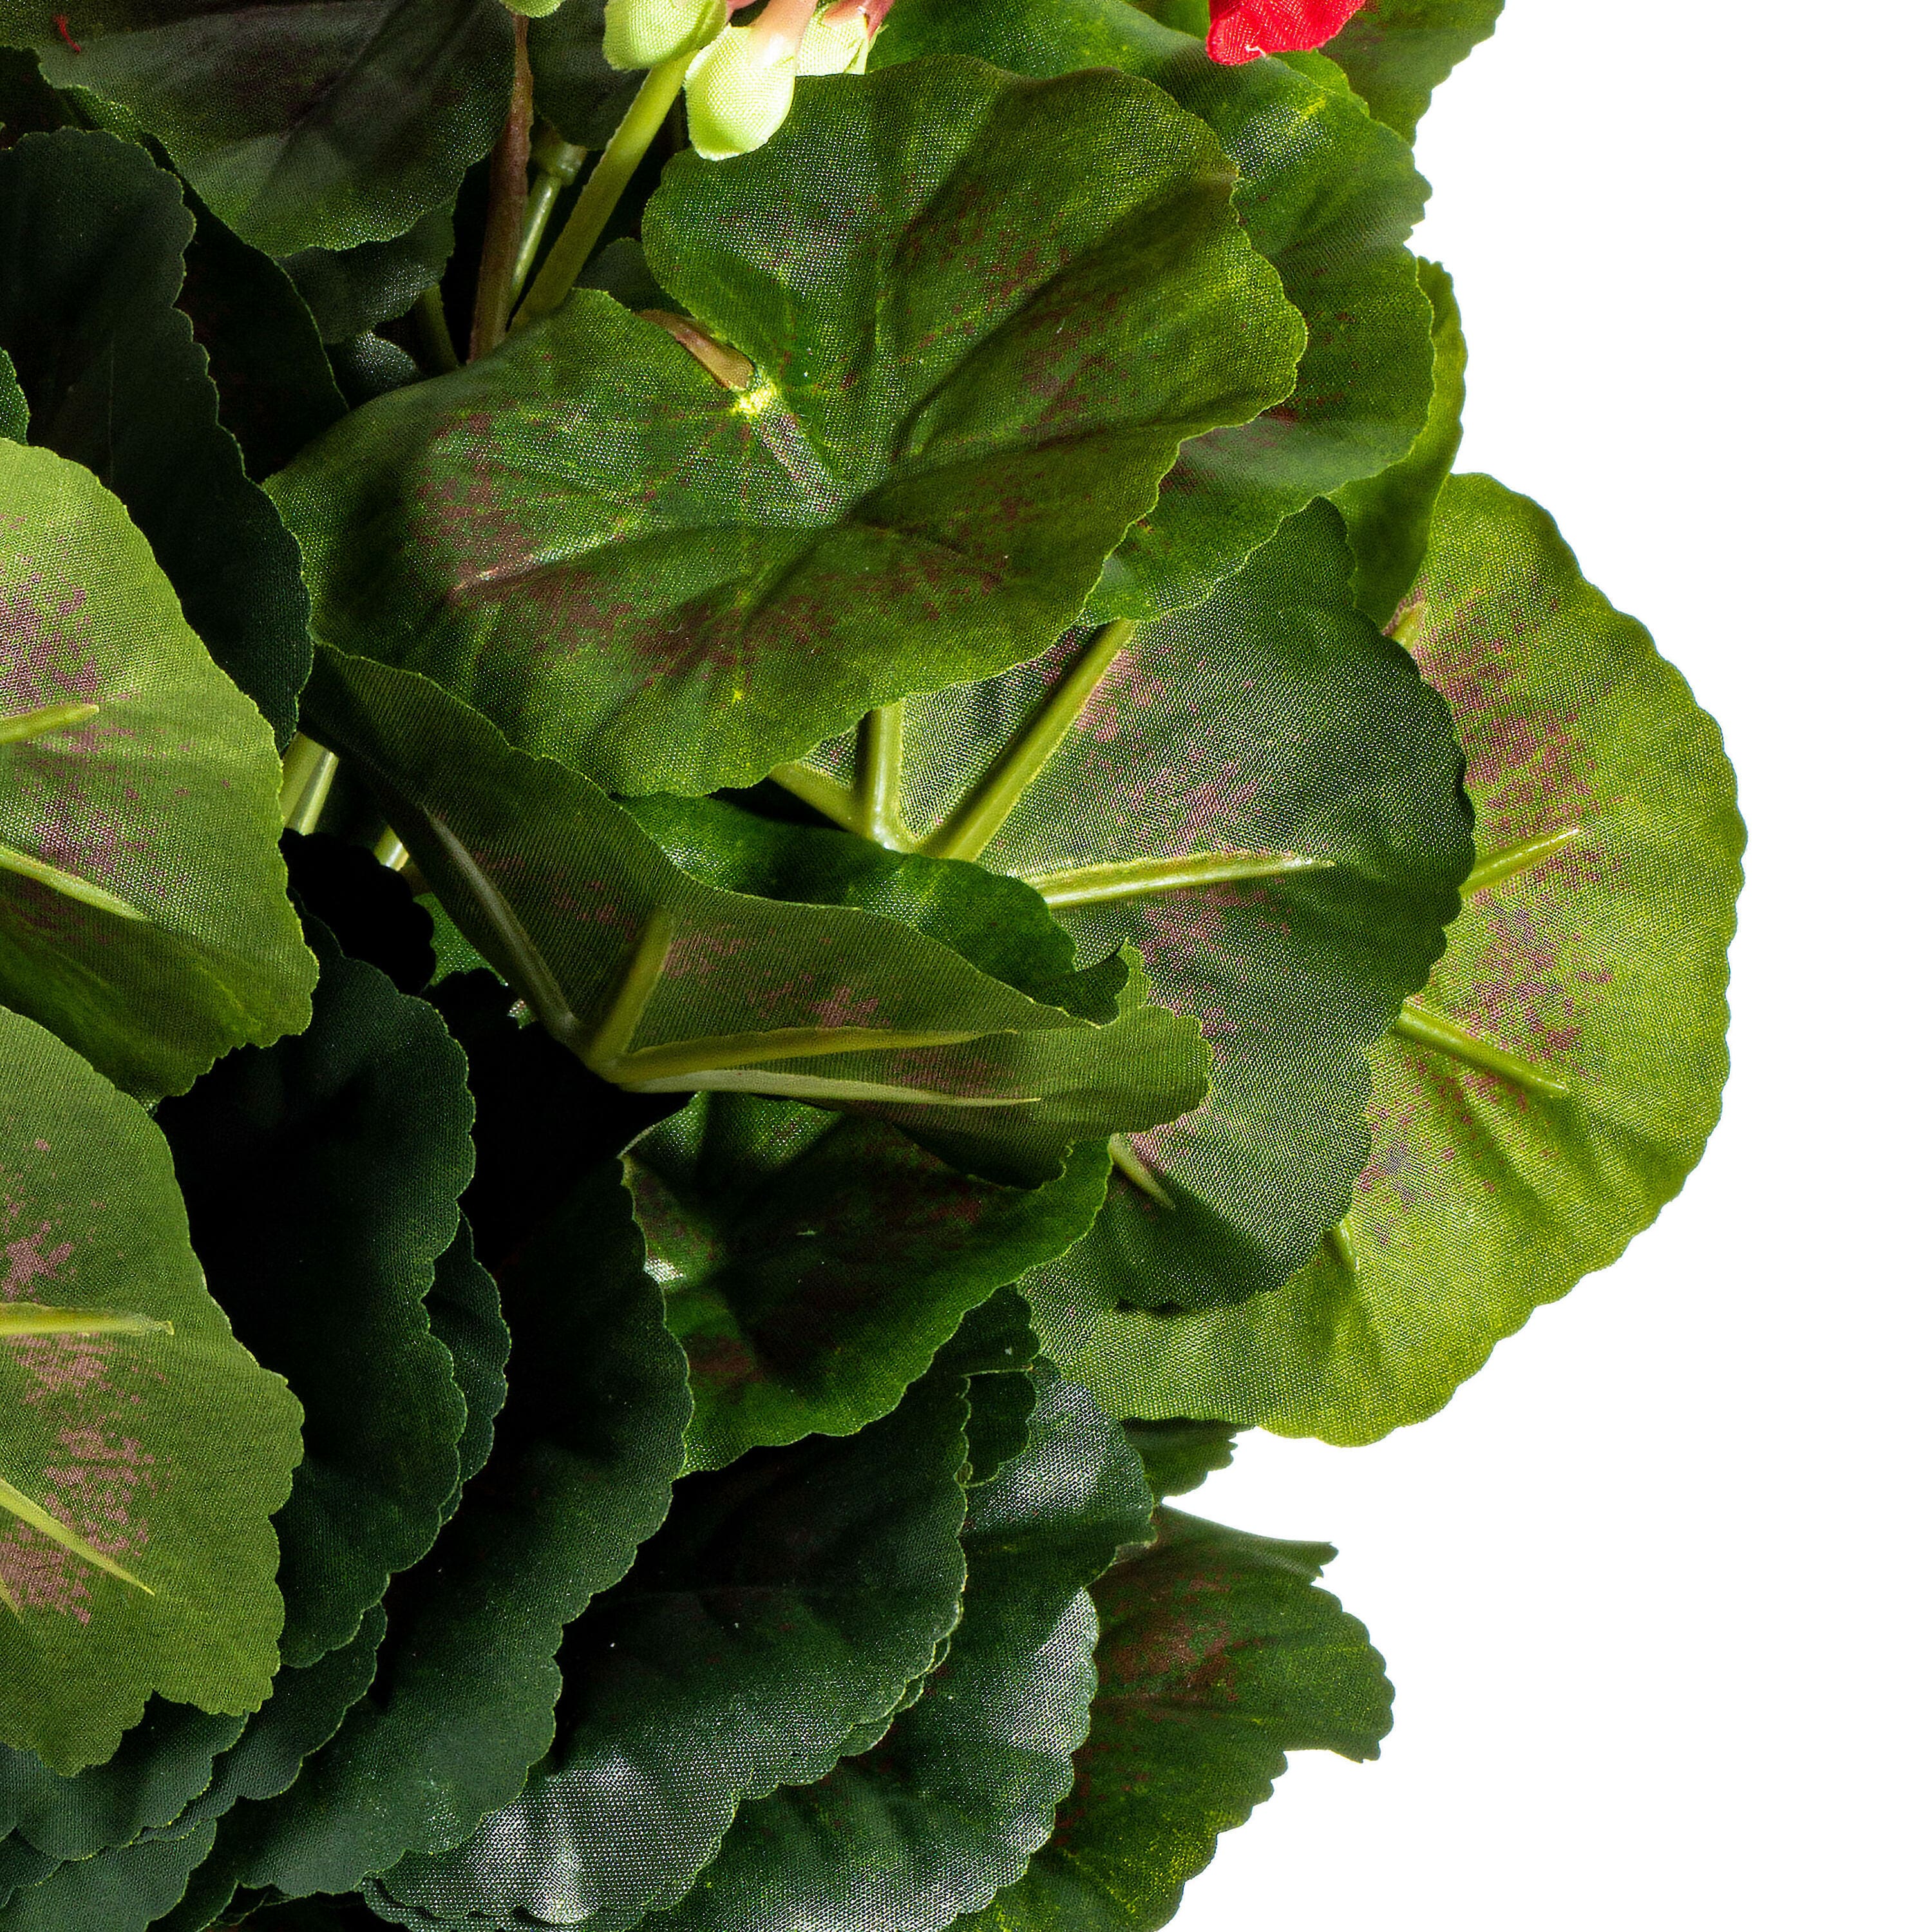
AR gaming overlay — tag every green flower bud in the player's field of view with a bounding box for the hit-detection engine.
[683,0,817,160]
[797,3,871,75]
[603,0,729,71]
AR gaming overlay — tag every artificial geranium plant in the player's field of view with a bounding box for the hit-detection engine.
[0,0,1742,1926]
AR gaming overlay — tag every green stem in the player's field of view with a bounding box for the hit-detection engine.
[511,129,591,303]
[413,286,460,375]
[582,911,676,1066]
[855,703,909,848]
[372,828,410,871]
[923,620,1137,862]
[1027,849,1332,910]
[468,15,534,359]
[768,759,867,835]
[1463,826,1585,896]
[1327,1213,1363,1273]
[513,53,696,329]
[1394,998,1571,1101]
[279,734,339,833]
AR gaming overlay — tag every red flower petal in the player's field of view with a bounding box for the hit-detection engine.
[1205,0,1369,64]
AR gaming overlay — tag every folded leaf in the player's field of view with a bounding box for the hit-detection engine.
[1054,475,1744,1441]
[1322,0,1504,142]
[155,923,475,1666]
[0,1008,303,1774]
[0,438,314,1096]
[0,0,515,255]
[221,1164,690,1897]
[0,129,314,739]
[879,0,1434,622]
[378,1354,973,1926]
[954,1507,1392,1932]
[271,59,1303,797]
[303,652,1211,1188]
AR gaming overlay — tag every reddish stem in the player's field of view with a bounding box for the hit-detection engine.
[469,17,535,361]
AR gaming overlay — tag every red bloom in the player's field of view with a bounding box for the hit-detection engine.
[1205,0,1368,64]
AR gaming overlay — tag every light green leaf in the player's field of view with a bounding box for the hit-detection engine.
[270,59,1303,797]
[220,1164,690,1899]
[377,1354,973,1927]
[0,1007,303,1774]
[1052,476,1743,1442]
[301,651,1210,1188]
[0,438,314,1098]
[0,129,315,741]
[851,502,1468,1308]
[1333,256,1466,625]
[878,0,1434,623]
[1323,0,1505,142]
[635,1095,1110,1472]
[155,923,475,1667]
[953,1507,1392,1932]
[0,0,515,254]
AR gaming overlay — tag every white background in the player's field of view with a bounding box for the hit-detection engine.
[1175,3,1931,1927]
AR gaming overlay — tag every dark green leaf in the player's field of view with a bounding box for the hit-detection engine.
[222,1165,690,1898]
[377,1358,973,1927]
[0,346,24,441]
[1054,476,1744,1442]
[325,334,424,408]
[953,1507,1392,1932]
[936,1287,1041,1487]
[1323,0,1504,142]
[864,502,1468,1310]
[0,128,314,738]
[422,1222,509,1508]
[156,924,473,1664]
[0,1009,303,1774]
[529,0,638,146]
[1333,257,1466,625]
[1121,1420,1240,1501]
[629,1370,1153,1932]
[271,60,1303,797]
[281,205,459,346]
[0,1816,218,1932]
[0,0,515,255]
[633,1092,1108,1471]
[878,0,1433,623]
[302,652,1211,1188]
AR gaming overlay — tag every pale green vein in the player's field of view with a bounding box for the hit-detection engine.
[621,1069,1039,1108]
[768,759,868,837]
[279,732,341,835]
[855,703,911,849]
[583,910,676,1067]
[0,1305,172,1340]
[0,1472,152,1595]
[608,1024,1003,1085]
[0,701,99,746]
[1327,1213,1363,1274]
[1027,849,1332,909]
[1394,999,1571,1100]
[0,841,146,920]
[1108,1134,1175,1210]
[1464,826,1585,896]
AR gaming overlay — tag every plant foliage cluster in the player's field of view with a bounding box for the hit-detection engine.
[0,0,1741,1926]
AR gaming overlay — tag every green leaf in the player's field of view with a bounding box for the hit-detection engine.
[270,59,1303,797]
[0,129,315,739]
[953,1507,1392,1932]
[867,502,1468,1309]
[878,0,1434,623]
[0,1816,218,1932]
[1121,1419,1240,1501]
[1322,0,1504,142]
[529,0,639,144]
[1332,256,1466,625]
[0,348,24,443]
[375,1356,974,1927]
[281,205,459,346]
[423,1220,509,1510]
[155,923,476,1667]
[634,1092,1106,1472]
[0,437,315,1098]
[220,1164,690,1899]
[614,1370,1154,1932]
[934,1286,1041,1488]
[0,1008,303,1774]
[1052,476,1743,1443]
[301,652,1211,1188]
[0,0,515,255]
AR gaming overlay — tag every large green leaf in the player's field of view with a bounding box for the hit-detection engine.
[375,1356,974,1927]
[1052,476,1743,1441]
[219,1164,690,1899]
[1322,0,1505,142]
[954,1508,1392,1932]
[0,129,314,739]
[155,923,475,1667]
[302,652,1210,1188]
[0,0,514,255]
[631,1369,1153,1932]
[1332,256,1466,625]
[841,502,1467,1311]
[634,1095,1109,1472]
[878,0,1434,623]
[270,59,1304,798]
[0,1008,303,1774]
[0,437,314,1097]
